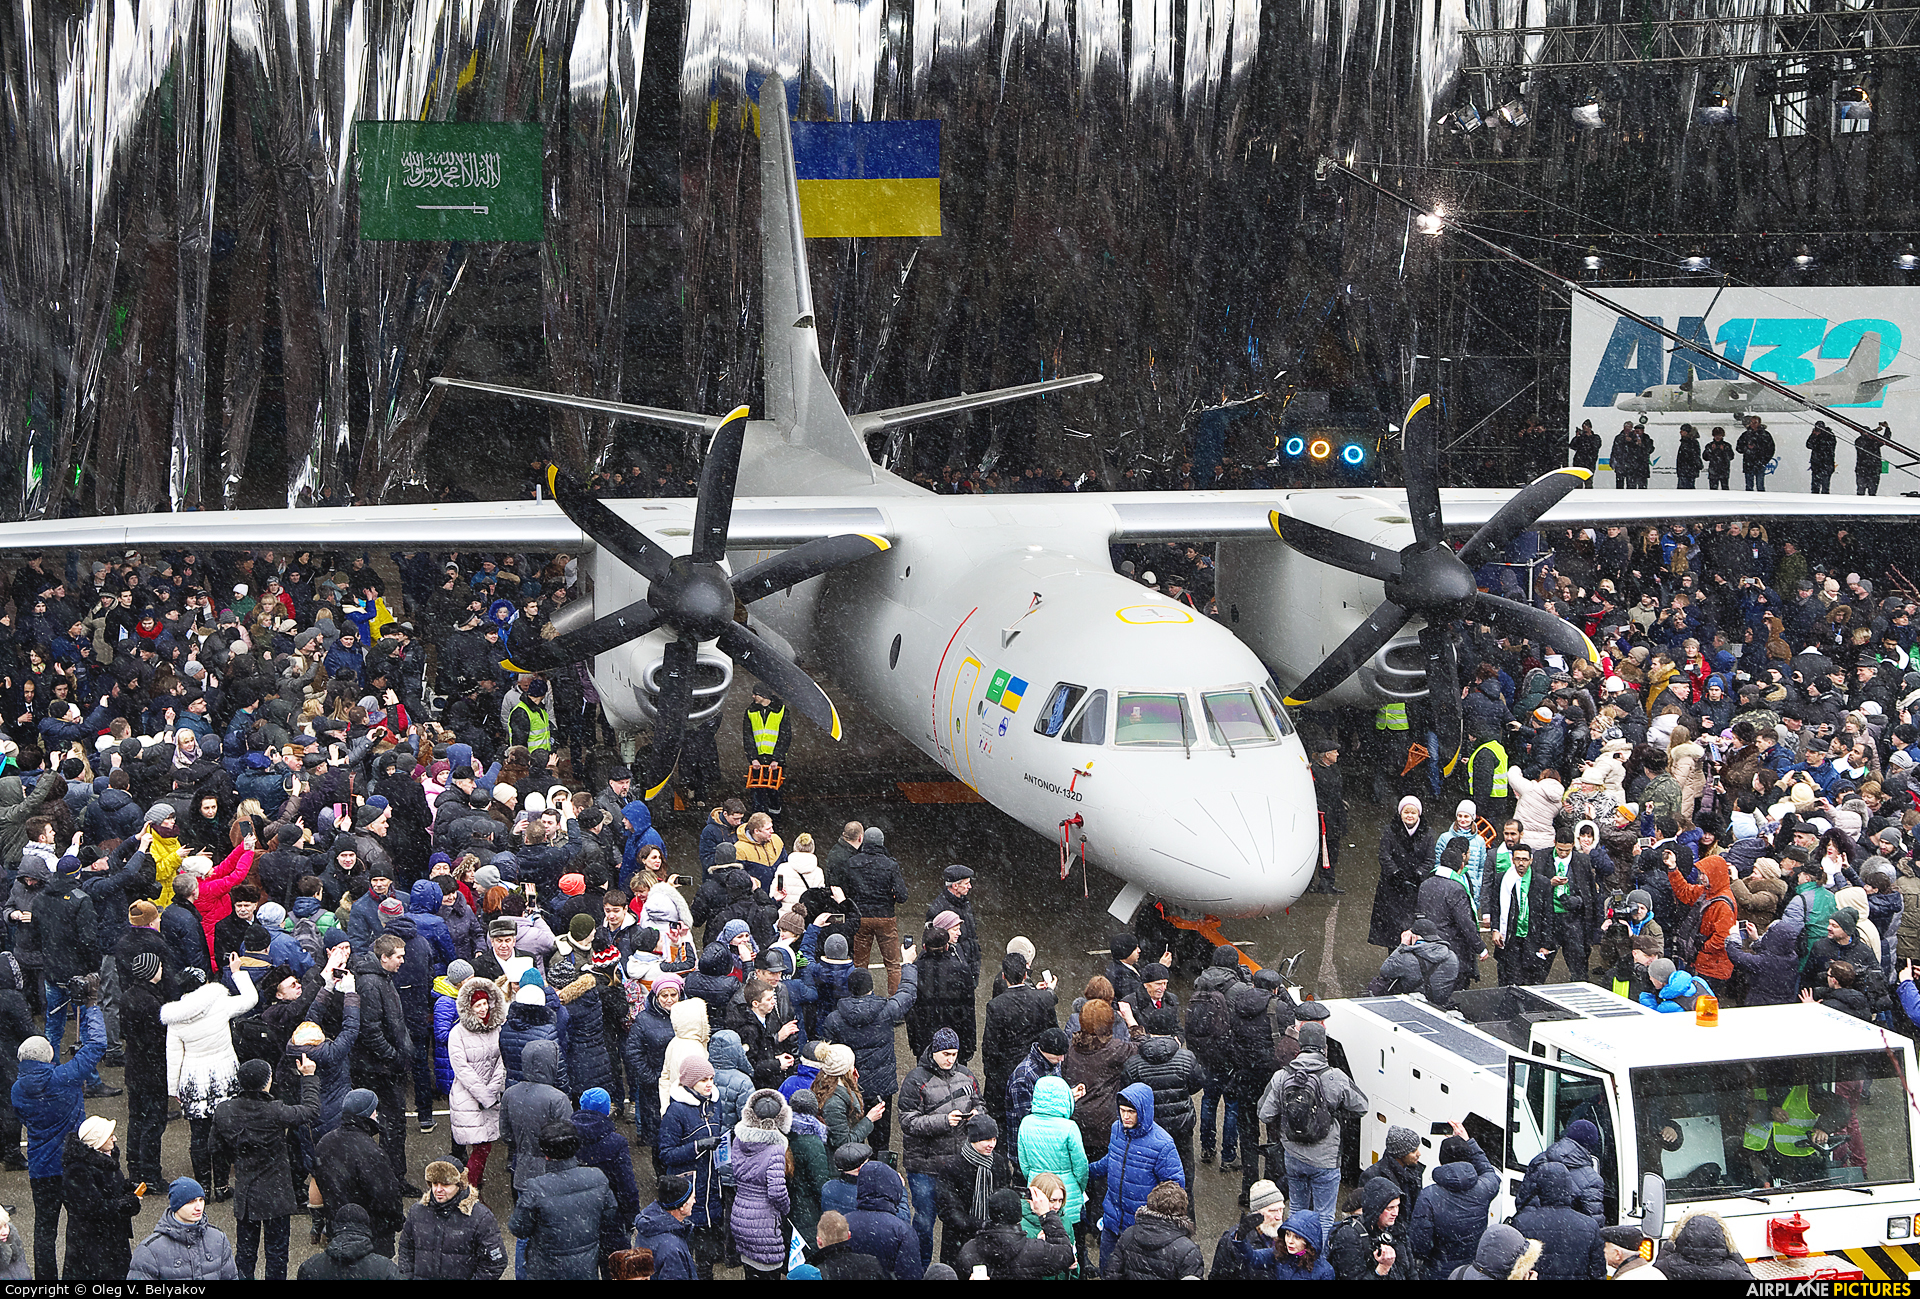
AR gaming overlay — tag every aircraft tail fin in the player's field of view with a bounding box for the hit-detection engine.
[759,79,876,482]
[1840,331,1886,383]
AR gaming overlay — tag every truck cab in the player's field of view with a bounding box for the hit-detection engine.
[1323,983,1920,1278]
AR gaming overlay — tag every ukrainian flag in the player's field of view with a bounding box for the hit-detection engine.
[792,120,941,238]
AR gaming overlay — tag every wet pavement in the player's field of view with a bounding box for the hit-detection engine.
[8,677,1402,1277]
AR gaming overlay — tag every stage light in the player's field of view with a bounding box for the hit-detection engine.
[1341,443,1366,466]
[1452,104,1483,134]
[1899,244,1920,272]
[1416,208,1445,235]
[1792,244,1815,269]
[1308,439,1332,461]
[1498,99,1529,127]
[1695,83,1737,126]
[1284,436,1305,457]
[1582,247,1604,273]
[1682,247,1712,273]
[1571,88,1606,129]
[1838,82,1872,121]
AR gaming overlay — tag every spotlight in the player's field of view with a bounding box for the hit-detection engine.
[1583,246,1603,272]
[1452,104,1483,133]
[1416,208,1446,235]
[1499,99,1529,127]
[1308,439,1332,461]
[1341,443,1366,466]
[1682,247,1712,273]
[1793,244,1815,269]
[1899,244,1920,272]
[1695,83,1737,126]
[1284,436,1306,457]
[1838,82,1872,121]
[1571,88,1606,129]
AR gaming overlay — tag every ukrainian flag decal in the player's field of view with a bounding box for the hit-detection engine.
[985,670,1027,712]
[792,120,941,238]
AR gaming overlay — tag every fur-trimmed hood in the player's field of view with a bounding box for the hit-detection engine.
[555,973,597,1005]
[1458,1223,1543,1280]
[456,977,507,1033]
[1669,1207,1740,1263]
[735,1087,791,1147]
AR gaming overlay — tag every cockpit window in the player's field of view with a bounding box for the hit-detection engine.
[1115,693,1196,747]
[1063,690,1106,745]
[1261,681,1297,736]
[1204,690,1275,745]
[1034,683,1087,738]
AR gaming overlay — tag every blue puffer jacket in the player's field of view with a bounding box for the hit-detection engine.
[820,963,919,1097]
[844,1161,924,1280]
[14,1030,106,1177]
[555,975,614,1101]
[406,880,458,969]
[620,799,666,878]
[431,982,459,1094]
[1088,1081,1186,1233]
[1407,1137,1500,1280]
[706,1031,756,1153]
[570,1108,642,1218]
[624,992,677,1140]
[658,1085,724,1228]
[500,994,570,1091]
[1641,967,1713,1014]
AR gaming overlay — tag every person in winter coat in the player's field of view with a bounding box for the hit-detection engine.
[1370,796,1433,949]
[954,1185,1076,1279]
[1513,1159,1606,1278]
[659,1057,726,1278]
[843,1159,924,1279]
[1062,997,1137,1166]
[14,1006,107,1278]
[1408,1127,1500,1278]
[814,1043,884,1156]
[1122,1012,1205,1184]
[1240,1205,1336,1280]
[554,966,614,1102]
[682,941,740,1032]
[1259,1022,1367,1244]
[397,1160,507,1280]
[897,1026,979,1263]
[631,1175,700,1280]
[499,979,567,1089]
[1418,841,1488,998]
[1327,1175,1411,1279]
[1507,768,1566,851]
[1107,1179,1206,1279]
[786,1087,837,1243]
[706,1028,756,1148]
[1016,1071,1091,1237]
[1090,1081,1187,1268]
[507,1119,625,1280]
[729,1089,794,1277]
[978,952,1058,1124]
[1515,1119,1608,1219]
[1658,1208,1755,1279]
[820,954,919,1148]
[1452,1222,1543,1279]
[569,1089,640,1220]
[1727,919,1805,1005]
[294,1202,402,1279]
[60,1117,142,1281]
[447,978,506,1189]
[657,994,710,1117]
[925,1110,1010,1258]
[502,1038,572,1200]
[128,1179,240,1281]
[314,1089,406,1255]
[1640,956,1715,1013]
[212,1055,321,1280]
[624,973,679,1149]
[1669,852,1739,983]
[1365,918,1461,1007]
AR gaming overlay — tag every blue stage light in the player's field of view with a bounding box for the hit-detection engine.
[1284,436,1305,457]
[1341,443,1365,465]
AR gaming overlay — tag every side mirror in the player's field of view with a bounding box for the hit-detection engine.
[1639,1172,1666,1244]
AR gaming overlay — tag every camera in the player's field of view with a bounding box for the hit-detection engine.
[1603,891,1631,922]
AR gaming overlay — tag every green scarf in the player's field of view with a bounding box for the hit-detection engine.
[1514,868,1531,939]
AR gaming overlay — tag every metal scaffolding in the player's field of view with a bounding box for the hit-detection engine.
[1463,5,1920,74]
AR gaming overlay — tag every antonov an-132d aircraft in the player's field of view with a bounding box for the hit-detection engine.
[1614,330,1906,419]
[13,81,1920,927]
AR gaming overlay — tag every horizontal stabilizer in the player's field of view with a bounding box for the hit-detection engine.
[432,376,716,434]
[849,373,1103,436]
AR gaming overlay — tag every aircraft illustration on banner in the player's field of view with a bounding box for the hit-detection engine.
[1615,331,1906,419]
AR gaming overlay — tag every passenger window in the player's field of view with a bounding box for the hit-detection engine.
[1115,692,1196,747]
[1204,689,1275,745]
[1034,683,1087,738]
[1063,690,1106,745]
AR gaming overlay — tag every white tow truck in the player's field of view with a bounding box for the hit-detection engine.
[1320,982,1920,1280]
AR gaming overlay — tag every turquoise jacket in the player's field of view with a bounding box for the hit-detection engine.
[1015,1074,1090,1227]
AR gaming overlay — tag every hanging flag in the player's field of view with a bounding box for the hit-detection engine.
[791,120,941,238]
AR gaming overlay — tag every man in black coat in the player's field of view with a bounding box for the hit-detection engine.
[953,1186,1077,1280]
[347,935,414,1187]
[926,865,981,993]
[315,1088,407,1257]
[834,828,910,996]
[213,1054,320,1280]
[397,1160,508,1280]
[1417,841,1488,999]
[978,954,1057,1124]
[160,875,214,980]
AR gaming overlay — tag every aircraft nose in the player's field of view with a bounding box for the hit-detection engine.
[1146,783,1320,917]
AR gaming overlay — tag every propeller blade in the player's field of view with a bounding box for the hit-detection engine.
[498,599,666,675]
[715,622,843,739]
[1402,394,1444,550]
[1283,600,1410,706]
[1419,624,1464,775]
[1268,511,1404,584]
[691,406,751,563]
[1455,466,1591,570]
[545,465,674,587]
[731,533,891,604]
[1472,593,1600,665]
[635,637,697,799]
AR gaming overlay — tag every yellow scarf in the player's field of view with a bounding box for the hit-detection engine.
[149,833,183,909]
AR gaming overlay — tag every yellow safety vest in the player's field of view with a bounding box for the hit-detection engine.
[513,699,553,752]
[1469,741,1510,798]
[1743,1085,1817,1156]
[1375,702,1409,731]
[748,707,786,756]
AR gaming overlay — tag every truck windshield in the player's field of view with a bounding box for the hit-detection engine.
[1630,1051,1913,1202]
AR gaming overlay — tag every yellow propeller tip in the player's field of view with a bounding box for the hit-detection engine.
[1283,696,1307,708]
[644,769,675,800]
[1562,467,1592,481]
[500,659,530,675]
[545,464,559,493]
[858,533,891,552]
[721,404,751,425]
[829,707,843,742]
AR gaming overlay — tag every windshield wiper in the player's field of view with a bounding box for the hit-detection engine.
[1777,1177,1875,1196]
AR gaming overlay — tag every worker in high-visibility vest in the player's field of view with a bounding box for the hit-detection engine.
[1741,1083,1834,1182]
[1465,737,1511,822]
[1372,699,1411,803]
[509,675,557,764]
[743,687,791,819]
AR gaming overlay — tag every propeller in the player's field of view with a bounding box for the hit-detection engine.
[501,406,889,795]
[1270,392,1598,773]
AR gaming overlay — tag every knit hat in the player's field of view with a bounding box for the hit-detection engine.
[425,1160,463,1187]
[520,966,546,988]
[78,1116,115,1151]
[168,1178,207,1213]
[988,1187,1024,1225]
[1647,957,1676,987]
[237,1059,274,1092]
[1110,931,1139,960]
[127,900,161,927]
[1566,1118,1604,1155]
[821,935,851,964]
[790,1088,820,1117]
[378,896,404,918]
[847,970,873,996]
[1625,889,1653,912]
[1836,906,1861,938]
[776,910,806,939]
[178,855,213,878]
[513,983,545,1007]
[1006,936,1036,966]
[343,1088,379,1119]
[817,1043,856,1077]
[129,952,162,983]
[931,910,963,935]
[965,1112,998,1144]
[657,1174,695,1209]
[1384,1125,1421,1158]
[447,959,475,985]
[580,1088,612,1115]
[558,873,585,896]
[930,1026,961,1054]
[474,865,503,892]
[678,1056,715,1089]
[1038,1027,1070,1055]
[1247,1179,1285,1214]
[1139,962,1169,984]
[257,901,286,930]
[568,913,597,943]
[17,1037,52,1064]
[144,803,176,826]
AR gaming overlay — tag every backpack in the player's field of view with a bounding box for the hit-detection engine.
[230,1010,281,1066]
[1184,986,1231,1049]
[1278,1064,1333,1143]
[1674,893,1732,968]
[287,915,324,965]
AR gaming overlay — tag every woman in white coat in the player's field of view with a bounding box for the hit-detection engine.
[162,958,258,1198]
[447,977,508,1193]
[659,997,711,1115]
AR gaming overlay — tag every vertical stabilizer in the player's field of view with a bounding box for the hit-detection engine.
[1840,331,1885,383]
[759,79,876,481]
